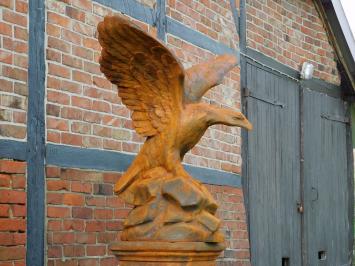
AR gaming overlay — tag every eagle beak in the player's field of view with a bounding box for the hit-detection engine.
[233,112,253,130]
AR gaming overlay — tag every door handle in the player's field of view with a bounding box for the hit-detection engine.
[311,187,319,202]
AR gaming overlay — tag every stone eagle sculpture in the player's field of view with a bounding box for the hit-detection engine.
[98,15,252,243]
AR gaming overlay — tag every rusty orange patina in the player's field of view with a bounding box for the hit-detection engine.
[98,14,252,264]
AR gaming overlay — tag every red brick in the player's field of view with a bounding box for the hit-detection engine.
[62,54,83,69]
[62,29,82,45]
[0,246,25,260]
[0,219,25,232]
[14,26,27,41]
[47,206,70,218]
[48,36,71,53]
[0,205,10,218]
[61,107,83,120]
[72,70,92,84]
[46,166,60,178]
[0,174,11,187]
[86,196,106,207]
[48,63,71,79]
[63,219,85,231]
[3,10,27,27]
[86,245,106,256]
[47,118,69,131]
[0,0,13,9]
[85,221,105,232]
[63,245,85,257]
[47,131,61,143]
[47,12,71,27]
[47,180,69,191]
[106,221,123,231]
[94,208,113,219]
[71,96,91,109]
[0,190,26,204]
[71,181,92,194]
[3,38,27,54]
[63,194,85,206]
[66,6,86,22]
[61,133,83,146]
[47,220,62,231]
[0,232,25,246]
[11,205,26,217]
[0,124,26,139]
[47,193,64,205]
[47,90,70,105]
[78,258,99,266]
[12,174,25,189]
[72,207,92,219]
[47,246,62,258]
[47,23,61,38]
[15,0,28,13]
[0,50,12,64]
[75,232,96,244]
[52,232,75,244]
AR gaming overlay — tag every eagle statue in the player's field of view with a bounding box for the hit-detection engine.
[97,15,252,243]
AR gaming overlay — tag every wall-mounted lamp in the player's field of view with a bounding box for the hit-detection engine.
[300,62,314,80]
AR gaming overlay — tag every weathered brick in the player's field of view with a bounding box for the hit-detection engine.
[72,207,92,219]
[0,219,25,232]
[47,206,70,218]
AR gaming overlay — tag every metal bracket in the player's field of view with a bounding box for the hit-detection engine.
[321,114,349,124]
[244,88,286,108]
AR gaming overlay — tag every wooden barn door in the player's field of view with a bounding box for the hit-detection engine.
[245,62,302,266]
[303,89,351,266]
[245,62,352,265]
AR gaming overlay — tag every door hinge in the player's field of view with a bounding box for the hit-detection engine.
[321,114,349,124]
[244,88,286,108]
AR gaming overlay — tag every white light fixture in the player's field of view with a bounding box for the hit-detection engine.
[300,62,314,80]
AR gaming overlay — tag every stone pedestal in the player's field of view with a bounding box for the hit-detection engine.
[110,241,225,266]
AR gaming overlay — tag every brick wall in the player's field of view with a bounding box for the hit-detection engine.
[0,160,26,266]
[45,0,243,172]
[246,0,340,84]
[0,0,344,265]
[0,0,28,140]
[46,166,250,265]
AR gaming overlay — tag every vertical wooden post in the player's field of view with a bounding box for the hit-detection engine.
[27,0,46,265]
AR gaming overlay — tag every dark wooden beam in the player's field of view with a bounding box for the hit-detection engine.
[156,0,166,41]
[46,144,242,188]
[27,0,45,265]
[93,0,154,25]
[0,140,27,161]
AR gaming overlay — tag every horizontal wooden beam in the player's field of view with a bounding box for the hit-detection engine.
[245,48,342,99]
[93,0,154,25]
[92,0,239,58]
[46,144,242,188]
[0,139,27,161]
[166,18,238,57]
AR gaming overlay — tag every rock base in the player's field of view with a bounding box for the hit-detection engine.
[110,241,225,266]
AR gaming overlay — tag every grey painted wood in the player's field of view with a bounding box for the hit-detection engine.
[245,48,342,99]
[27,0,46,265]
[0,139,27,161]
[156,0,166,41]
[93,0,154,25]
[46,144,242,188]
[166,17,238,57]
[303,89,350,265]
[246,62,301,265]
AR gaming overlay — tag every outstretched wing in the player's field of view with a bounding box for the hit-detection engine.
[98,15,185,137]
[184,54,237,103]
